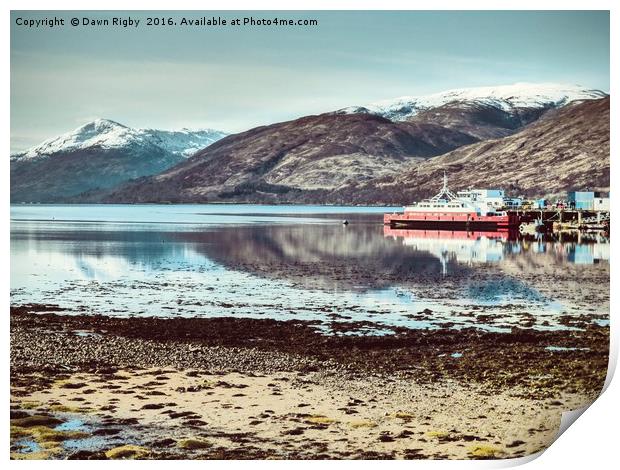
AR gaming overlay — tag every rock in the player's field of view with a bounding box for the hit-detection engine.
[141,403,165,410]
[68,450,108,460]
[104,445,150,459]
[177,439,212,450]
[10,410,29,419]
[11,415,62,428]
[468,445,502,459]
[60,382,87,389]
[150,438,176,448]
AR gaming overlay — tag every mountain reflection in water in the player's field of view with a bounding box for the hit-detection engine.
[10,205,609,333]
[175,224,471,291]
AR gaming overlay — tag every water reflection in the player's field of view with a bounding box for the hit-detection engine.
[176,224,472,291]
[10,205,609,334]
[384,228,507,274]
[383,227,610,272]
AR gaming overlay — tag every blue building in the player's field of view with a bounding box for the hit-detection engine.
[567,191,595,210]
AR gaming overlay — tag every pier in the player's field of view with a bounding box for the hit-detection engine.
[512,208,610,232]
[383,174,610,234]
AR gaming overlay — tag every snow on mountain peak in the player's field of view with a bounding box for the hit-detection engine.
[12,120,228,161]
[77,118,128,134]
[139,127,228,158]
[338,83,607,121]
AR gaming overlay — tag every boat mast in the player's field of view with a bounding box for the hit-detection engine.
[430,171,457,202]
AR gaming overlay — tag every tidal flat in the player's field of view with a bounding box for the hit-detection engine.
[10,205,610,459]
[10,305,608,460]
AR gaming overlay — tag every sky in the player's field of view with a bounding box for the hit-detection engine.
[10,10,610,153]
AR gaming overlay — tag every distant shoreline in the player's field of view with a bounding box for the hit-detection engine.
[10,202,402,208]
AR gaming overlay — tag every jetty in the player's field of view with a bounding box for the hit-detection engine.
[514,208,610,233]
[384,175,609,234]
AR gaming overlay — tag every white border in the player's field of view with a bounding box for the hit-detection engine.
[3,1,617,469]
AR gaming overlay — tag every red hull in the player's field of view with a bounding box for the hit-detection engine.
[384,211,520,231]
[383,226,512,240]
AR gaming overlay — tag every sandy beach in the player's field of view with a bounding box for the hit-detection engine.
[10,305,608,460]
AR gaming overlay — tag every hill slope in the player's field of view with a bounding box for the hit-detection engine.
[10,119,227,202]
[103,96,608,204]
[331,96,610,204]
[101,113,478,203]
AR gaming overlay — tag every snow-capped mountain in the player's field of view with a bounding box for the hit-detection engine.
[11,119,227,161]
[103,96,610,205]
[337,83,607,121]
[11,119,228,202]
[11,83,608,204]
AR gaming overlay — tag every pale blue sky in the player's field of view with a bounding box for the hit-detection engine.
[11,10,610,152]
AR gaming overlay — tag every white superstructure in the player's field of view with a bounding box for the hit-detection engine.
[457,189,505,208]
[403,174,506,217]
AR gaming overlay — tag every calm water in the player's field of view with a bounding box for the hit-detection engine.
[10,205,610,334]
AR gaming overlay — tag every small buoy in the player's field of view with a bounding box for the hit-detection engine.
[342,220,349,225]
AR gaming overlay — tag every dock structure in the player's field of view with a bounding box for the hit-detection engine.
[383,174,610,234]
[509,208,610,232]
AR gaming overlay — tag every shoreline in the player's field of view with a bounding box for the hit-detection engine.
[10,305,609,459]
[10,202,403,208]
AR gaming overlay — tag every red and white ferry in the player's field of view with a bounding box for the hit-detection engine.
[384,174,520,231]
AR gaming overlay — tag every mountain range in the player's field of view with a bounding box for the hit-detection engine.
[10,119,227,202]
[10,83,609,204]
[328,96,610,205]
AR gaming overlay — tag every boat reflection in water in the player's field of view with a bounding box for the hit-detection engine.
[532,232,610,265]
[384,226,609,273]
[384,227,511,274]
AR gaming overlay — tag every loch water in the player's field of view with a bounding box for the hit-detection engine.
[10,204,609,335]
